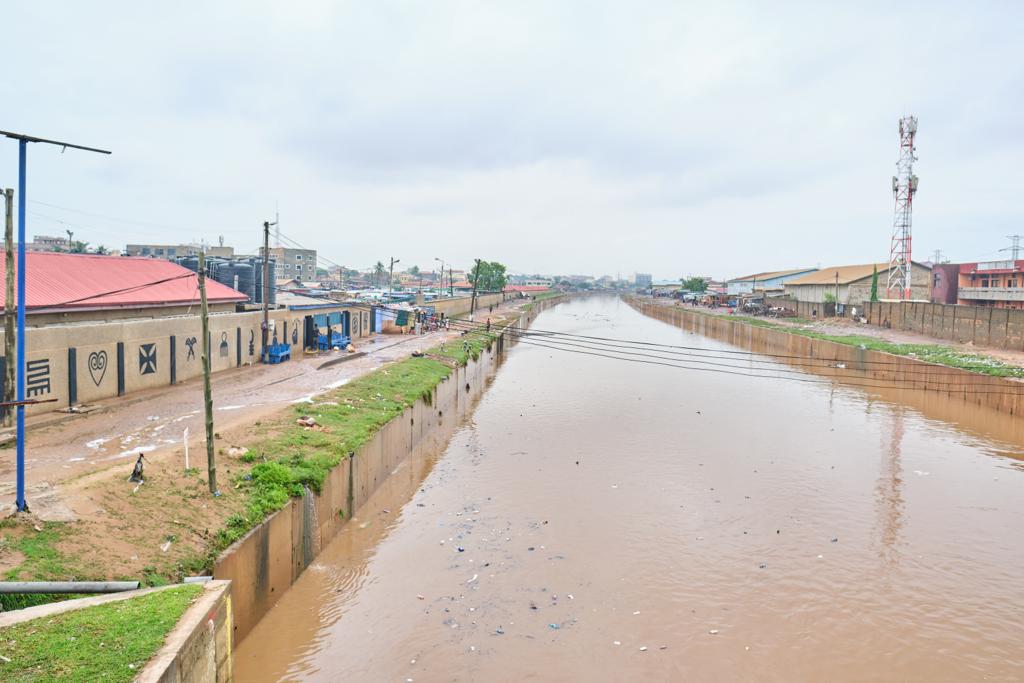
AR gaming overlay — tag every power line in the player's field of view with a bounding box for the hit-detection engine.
[341,302,1024,395]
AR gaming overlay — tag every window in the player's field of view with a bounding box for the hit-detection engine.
[296,255,303,261]
[284,264,291,270]
[168,248,176,256]
[141,247,151,255]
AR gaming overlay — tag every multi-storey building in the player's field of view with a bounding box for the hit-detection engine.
[259,247,318,279]
[956,260,1024,309]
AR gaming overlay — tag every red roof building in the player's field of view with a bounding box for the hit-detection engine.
[0,253,247,318]
[504,285,551,293]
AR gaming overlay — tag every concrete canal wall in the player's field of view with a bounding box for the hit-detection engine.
[628,298,1024,417]
[214,295,565,644]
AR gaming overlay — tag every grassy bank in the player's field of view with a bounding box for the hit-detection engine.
[183,327,498,574]
[0,584,202,683]
[701,310,1024,378]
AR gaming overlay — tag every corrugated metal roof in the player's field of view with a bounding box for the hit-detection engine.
[785,263,891,286]
[0,252,248,311]
[728,267,816,283]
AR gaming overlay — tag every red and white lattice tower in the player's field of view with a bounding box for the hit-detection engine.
[887,116,919,299]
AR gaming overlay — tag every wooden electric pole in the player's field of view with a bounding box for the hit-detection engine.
[469,258,481,315]
[3,189,13,427]
[387,257,399,303]
[262,220,271,363]
[197,249,217,494]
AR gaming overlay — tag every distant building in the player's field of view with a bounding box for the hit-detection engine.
[125,243,235,259]
[25,235,72,252]
[784,262,931,305]
[930,263,960,304]
[955,260,1024,309]
[726,268,818,296]
[635,273,652,288]
[260,246,317,279]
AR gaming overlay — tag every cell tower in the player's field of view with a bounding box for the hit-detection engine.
[887,116,919,299]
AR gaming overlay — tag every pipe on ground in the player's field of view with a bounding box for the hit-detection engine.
[0,581,140,594]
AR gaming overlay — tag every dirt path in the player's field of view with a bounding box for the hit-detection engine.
[0,298,528,520]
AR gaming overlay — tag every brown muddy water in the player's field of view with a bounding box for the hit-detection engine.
[234,296,1024,682]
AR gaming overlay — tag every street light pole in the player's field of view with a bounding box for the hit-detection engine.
[1,130,110,512]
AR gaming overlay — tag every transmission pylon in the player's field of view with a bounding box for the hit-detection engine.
[1000,234,1022,261]
[887,116,919,300]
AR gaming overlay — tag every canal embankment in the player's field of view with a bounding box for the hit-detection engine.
[628,297,1024,417]
[212,294,566,643]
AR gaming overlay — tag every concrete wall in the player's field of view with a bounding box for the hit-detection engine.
[0,581,233,683]
[139,581,233,683]
[214,294,564,644]
[863,301,1024,351]
[0,303,371,419]
[629,298,1024,418]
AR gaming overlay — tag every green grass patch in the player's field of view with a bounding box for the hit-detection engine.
[0,583,202,683]
[710,312,1024,377]
[183,329,499,574]
[0,523,85,612]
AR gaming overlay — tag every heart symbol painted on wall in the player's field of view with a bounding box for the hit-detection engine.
[88,350,108,386]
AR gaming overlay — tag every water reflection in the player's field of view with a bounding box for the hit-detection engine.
[875,405,905,569]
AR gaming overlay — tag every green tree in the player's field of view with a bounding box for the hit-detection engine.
[69,240,90,254]
[373,261,386,287]
[869,264,879,302]
[473,261,508,291]
[93,245,109,255]
[681,276,708,293]
[408,265,420,276]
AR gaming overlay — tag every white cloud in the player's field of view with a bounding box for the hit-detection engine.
[1,1,1021,278]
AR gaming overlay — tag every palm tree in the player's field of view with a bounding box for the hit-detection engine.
[373,261,386,288]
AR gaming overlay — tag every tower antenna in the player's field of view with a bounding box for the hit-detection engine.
[887,116,919,300]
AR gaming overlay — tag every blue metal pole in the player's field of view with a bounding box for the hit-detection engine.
[15,141,26,512]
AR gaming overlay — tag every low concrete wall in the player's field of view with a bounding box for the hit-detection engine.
[214,294,565,643]
[0,302,372,419]
[863,301,1024,351]
[0,581,232,683]
[139,580,233,683]
[628,298,1024,418]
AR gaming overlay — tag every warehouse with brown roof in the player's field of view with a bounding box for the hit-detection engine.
[783,261,931,306]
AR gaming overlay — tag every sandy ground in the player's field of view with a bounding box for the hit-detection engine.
[1,298,527,519]
[0,299,528,583]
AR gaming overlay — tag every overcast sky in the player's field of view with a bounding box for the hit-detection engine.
[1,2,1021,280]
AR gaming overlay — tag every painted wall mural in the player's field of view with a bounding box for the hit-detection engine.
[139,343,157,375]
[88,350,107,386]
[219,332,230,358]
[185,336,198,361]
[26,358,51,396]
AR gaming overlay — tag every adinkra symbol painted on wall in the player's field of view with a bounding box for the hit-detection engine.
[139,343,157,375]
[248,330,255,356]
[26,358,51,397]
[184,336,198,361]
[88,350,107,386]
[219,332,230,358]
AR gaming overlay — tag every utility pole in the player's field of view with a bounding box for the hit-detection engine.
[197,249,217,495]
[1,129,110,512]
[3,189,13,428]
[261,219,275,362]
[470,258,482,315]
[835,271,840,316]
[387,257,400,303]
[931,249,944,264]
[449,267,454,297]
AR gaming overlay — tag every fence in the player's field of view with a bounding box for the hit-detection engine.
[863,301,1024,351]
